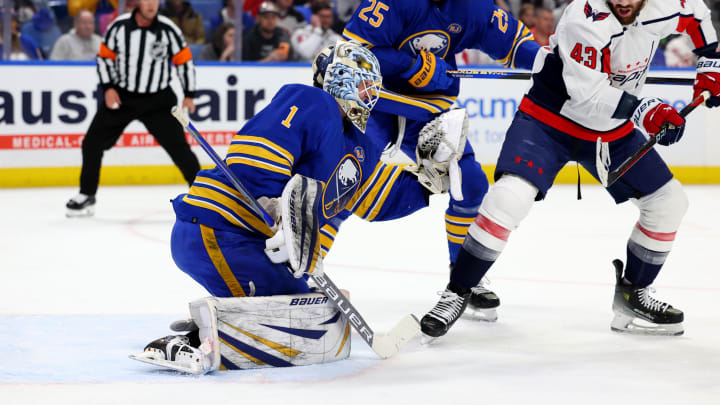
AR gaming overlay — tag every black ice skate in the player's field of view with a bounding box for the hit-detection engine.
[611,259,684,336]
[464,278,500,322]
[65,194,96,217]
[421,285,470,340]
[129,334,210,374]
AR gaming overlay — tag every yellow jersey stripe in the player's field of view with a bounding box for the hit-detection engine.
[233,135,295,165]
[446,222,471,236]
[195,176,245,200]
[227,144,293,170]
[319,233,334,251]
[498,23,529,67]
[445,214,476,224]
[347,162,384,210]
[183,195,252,232]
[342,29,374,47]
[447,233,465,244]
[218,336,265,365]
[354,165,396,218]
[227,156,293,177]
[379,91,443,114]
[221,321,300,357]
[320,224,338,237]
[365,166,404,221]
[189,186,274,237]
[199,224,247,297]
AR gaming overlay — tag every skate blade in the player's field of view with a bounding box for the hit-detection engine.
[129,352,205,375]
[610,313,684,336]
[66,207,95,218]
[461,307,498,322]
[420,333,439,345]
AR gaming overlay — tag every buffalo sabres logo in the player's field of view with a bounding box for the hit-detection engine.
[150,40,168,60]
[584,1,610,21]
[322,155,362,218]
[400,31,450,58]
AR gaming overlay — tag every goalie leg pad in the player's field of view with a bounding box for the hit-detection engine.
[190,293,351,370]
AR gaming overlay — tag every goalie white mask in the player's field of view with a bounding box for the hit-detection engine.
[312,41,382,133]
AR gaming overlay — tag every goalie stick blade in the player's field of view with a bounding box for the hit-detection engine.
[370,314,421,359]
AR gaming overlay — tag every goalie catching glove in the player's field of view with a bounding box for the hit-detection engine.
[631,98,685,146]
[264,174,325,278]
[412,108,469,200]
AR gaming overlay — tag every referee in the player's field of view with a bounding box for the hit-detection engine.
[66,0,201,217]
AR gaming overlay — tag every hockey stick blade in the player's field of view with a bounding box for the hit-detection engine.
[311,273,421,359]
[447,70,694,85]
[603,91,710,187]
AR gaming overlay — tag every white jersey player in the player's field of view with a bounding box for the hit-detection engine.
[420,0,720,339]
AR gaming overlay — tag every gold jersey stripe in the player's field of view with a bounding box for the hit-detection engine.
[190,186,274,237]
[199,224,247,297]
[227,156,292,177]
[227,144,293,170]
[233,135,295,165]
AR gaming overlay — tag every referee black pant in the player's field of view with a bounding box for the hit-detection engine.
[79,87,200,196]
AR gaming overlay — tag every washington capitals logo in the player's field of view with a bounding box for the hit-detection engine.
[584,1,610,21]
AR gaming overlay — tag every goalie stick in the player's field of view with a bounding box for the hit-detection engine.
[596,91,710,187]
[446,69,694,85]
[171,107,420,359]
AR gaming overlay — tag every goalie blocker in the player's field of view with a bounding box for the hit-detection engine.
[130,293,351,374]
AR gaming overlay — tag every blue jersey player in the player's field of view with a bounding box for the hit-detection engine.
[131,42,446,374]
[343,0,541,320]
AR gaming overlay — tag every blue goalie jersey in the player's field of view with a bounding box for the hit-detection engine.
[172,84,429,256]
[343,0,539,119]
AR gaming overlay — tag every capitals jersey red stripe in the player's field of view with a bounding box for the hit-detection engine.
[676,15,706,48]
[474,214,511,242]
[636,223,677,242]
[518,97,634,142]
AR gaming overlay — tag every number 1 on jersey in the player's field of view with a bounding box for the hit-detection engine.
[282,106,298,128]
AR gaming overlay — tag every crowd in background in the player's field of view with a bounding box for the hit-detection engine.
[1,0,719,66]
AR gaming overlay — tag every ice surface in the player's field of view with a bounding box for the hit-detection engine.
[1,185,718,404]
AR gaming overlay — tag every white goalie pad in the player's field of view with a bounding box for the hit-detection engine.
[264,174,324,278]
[414,109,469,200]
[192,294,351,370]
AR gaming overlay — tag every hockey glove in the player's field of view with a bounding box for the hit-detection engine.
[631,98,685,146]
[694,57,720,108]
[400,50,454,91]
[264,174,324,279]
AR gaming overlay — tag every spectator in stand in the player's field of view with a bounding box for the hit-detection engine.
[530,7,553,47]
[99,0,137,34]
[68,0,117,17]
[50,10,101,60]
[273,0,305,35]
[20,8,61,58]
[518,3,536,28]
[290,2,339,61]
[0,13,42,60]
[243,1,290,61]
[200,22,235,61]
[664,34,697,68]
[14,0,37,24]
[160,0,206,44]
[294,0,344,34]
[210,0,255,35]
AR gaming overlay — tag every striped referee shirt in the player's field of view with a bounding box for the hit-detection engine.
[97,10,196,97]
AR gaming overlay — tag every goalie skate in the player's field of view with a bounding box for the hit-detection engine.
[463,279,499,322]
[129,334,213,375]
[610,259,684,336]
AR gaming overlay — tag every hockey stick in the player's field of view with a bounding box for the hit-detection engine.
[171,107,274,227]
[446,69,694,85]
[171,107,421,359]
[596,90,710,187]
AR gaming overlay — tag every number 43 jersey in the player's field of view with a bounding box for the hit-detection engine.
[523,0,716,141]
